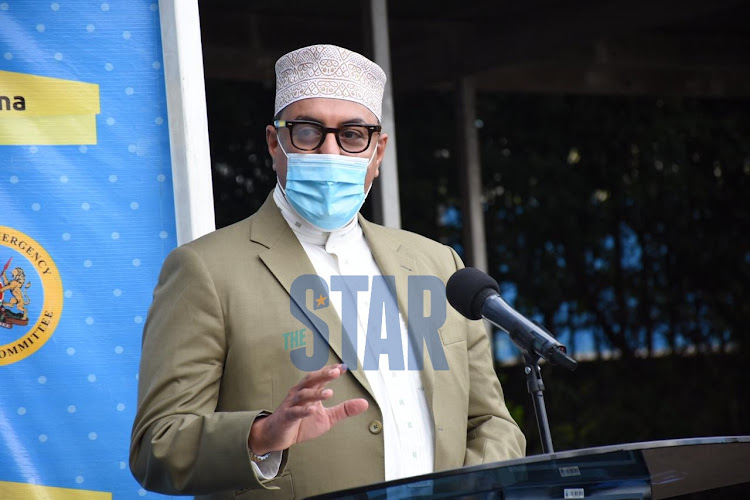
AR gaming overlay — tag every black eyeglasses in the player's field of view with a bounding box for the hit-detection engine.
[274,120,381,154]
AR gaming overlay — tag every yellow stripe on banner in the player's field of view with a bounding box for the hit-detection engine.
[0,70,100,116]
[0,481,111,500]
[0,114,97,145]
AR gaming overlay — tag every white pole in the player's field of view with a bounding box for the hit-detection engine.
[159,0,215,244]
[369,0,401,229]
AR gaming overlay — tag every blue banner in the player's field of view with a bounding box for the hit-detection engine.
[1,1,178,498]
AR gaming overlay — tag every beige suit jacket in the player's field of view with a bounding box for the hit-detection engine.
[130,194,526,499]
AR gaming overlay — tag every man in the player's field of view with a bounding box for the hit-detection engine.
[130,44,525,500]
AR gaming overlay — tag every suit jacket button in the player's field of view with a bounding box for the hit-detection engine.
[368,420,383,434]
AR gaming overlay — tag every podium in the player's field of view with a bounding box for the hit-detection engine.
[308,436,749,499]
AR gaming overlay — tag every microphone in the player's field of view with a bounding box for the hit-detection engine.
[446,267,577,371]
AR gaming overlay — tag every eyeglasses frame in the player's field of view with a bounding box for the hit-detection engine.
[273,119,382,154]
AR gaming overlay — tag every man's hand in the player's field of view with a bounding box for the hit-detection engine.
[248,364,368,455]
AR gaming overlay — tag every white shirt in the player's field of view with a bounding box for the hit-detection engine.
[259,184,435,481]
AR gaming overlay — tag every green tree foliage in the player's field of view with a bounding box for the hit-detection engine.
[480,95,750,359]
[397,92,750,360]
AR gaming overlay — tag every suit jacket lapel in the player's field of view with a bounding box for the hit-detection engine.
[359,217,437,419]
[251,194,375,399]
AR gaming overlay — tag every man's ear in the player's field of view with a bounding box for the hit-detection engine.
[266,125,278,153]
[266,125,279,170]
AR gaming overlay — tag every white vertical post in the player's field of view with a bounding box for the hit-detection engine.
[159,0,215,244]
[369,0,401,229]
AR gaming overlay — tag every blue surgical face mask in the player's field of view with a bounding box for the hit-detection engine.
[279,141,377,230]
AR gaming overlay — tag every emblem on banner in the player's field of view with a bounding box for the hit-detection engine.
[0,259,32,327]
[0,226,63,365]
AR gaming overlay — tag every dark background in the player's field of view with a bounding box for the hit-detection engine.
[198,0,749,455]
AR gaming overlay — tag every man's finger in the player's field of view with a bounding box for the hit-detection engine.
[290,387,333,407]
[294,363,347,391]
[326,398,369,425]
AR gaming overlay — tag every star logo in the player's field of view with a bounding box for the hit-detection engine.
[314,293,328,309]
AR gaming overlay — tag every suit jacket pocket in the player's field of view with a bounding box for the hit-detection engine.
[438,312,471,345]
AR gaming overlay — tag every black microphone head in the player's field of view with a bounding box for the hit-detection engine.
[446,267,500,320]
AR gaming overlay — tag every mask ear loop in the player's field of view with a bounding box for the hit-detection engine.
[276,132,290,158]
[275,128,291,196]
[363,143,379,199]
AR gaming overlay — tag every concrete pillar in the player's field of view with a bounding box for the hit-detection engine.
[368,0,401,229]
[456,77,488,271]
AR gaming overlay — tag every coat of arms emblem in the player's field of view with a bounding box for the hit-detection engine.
[0,226,63,365]
[0,257,31,329]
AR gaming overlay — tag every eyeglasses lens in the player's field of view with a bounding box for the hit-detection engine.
[291,123,370,153]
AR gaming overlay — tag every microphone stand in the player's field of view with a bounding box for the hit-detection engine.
[523,351,555,454]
